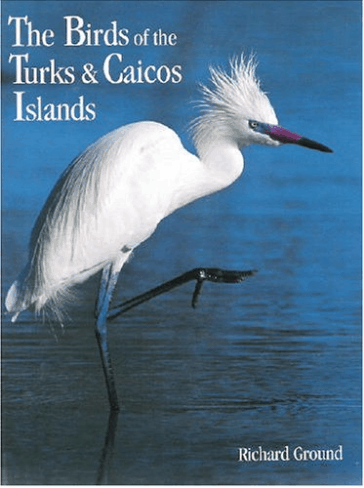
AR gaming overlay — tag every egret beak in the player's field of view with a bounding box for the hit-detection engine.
[265,124,333,153]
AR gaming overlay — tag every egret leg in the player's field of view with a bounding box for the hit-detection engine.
[95,266,112,318]
[95,257,126,411]
[108,267,257,320]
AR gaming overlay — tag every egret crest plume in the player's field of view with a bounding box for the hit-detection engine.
[191,54,278,154]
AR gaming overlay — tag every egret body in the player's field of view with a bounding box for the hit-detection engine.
[5,55,332,410]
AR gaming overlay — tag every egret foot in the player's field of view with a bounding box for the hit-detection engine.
[107,267,257,320]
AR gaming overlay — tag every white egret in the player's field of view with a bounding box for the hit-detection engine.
[5,55,332,410]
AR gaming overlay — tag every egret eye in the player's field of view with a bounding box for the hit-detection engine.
[249,120,259,129]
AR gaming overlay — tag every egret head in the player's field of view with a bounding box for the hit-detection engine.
[192,54,332,155]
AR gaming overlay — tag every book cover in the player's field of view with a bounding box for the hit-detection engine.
[2,0,361,484]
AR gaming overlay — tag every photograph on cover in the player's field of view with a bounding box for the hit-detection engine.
[1,0,361,484]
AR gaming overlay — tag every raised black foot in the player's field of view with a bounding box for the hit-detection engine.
[107,268,257,320]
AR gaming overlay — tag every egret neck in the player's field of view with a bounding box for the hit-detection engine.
[199,138,245,192]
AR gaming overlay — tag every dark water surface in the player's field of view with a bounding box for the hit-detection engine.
[2,0,361,484]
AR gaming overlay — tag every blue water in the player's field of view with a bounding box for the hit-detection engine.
[2,0,361,484]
